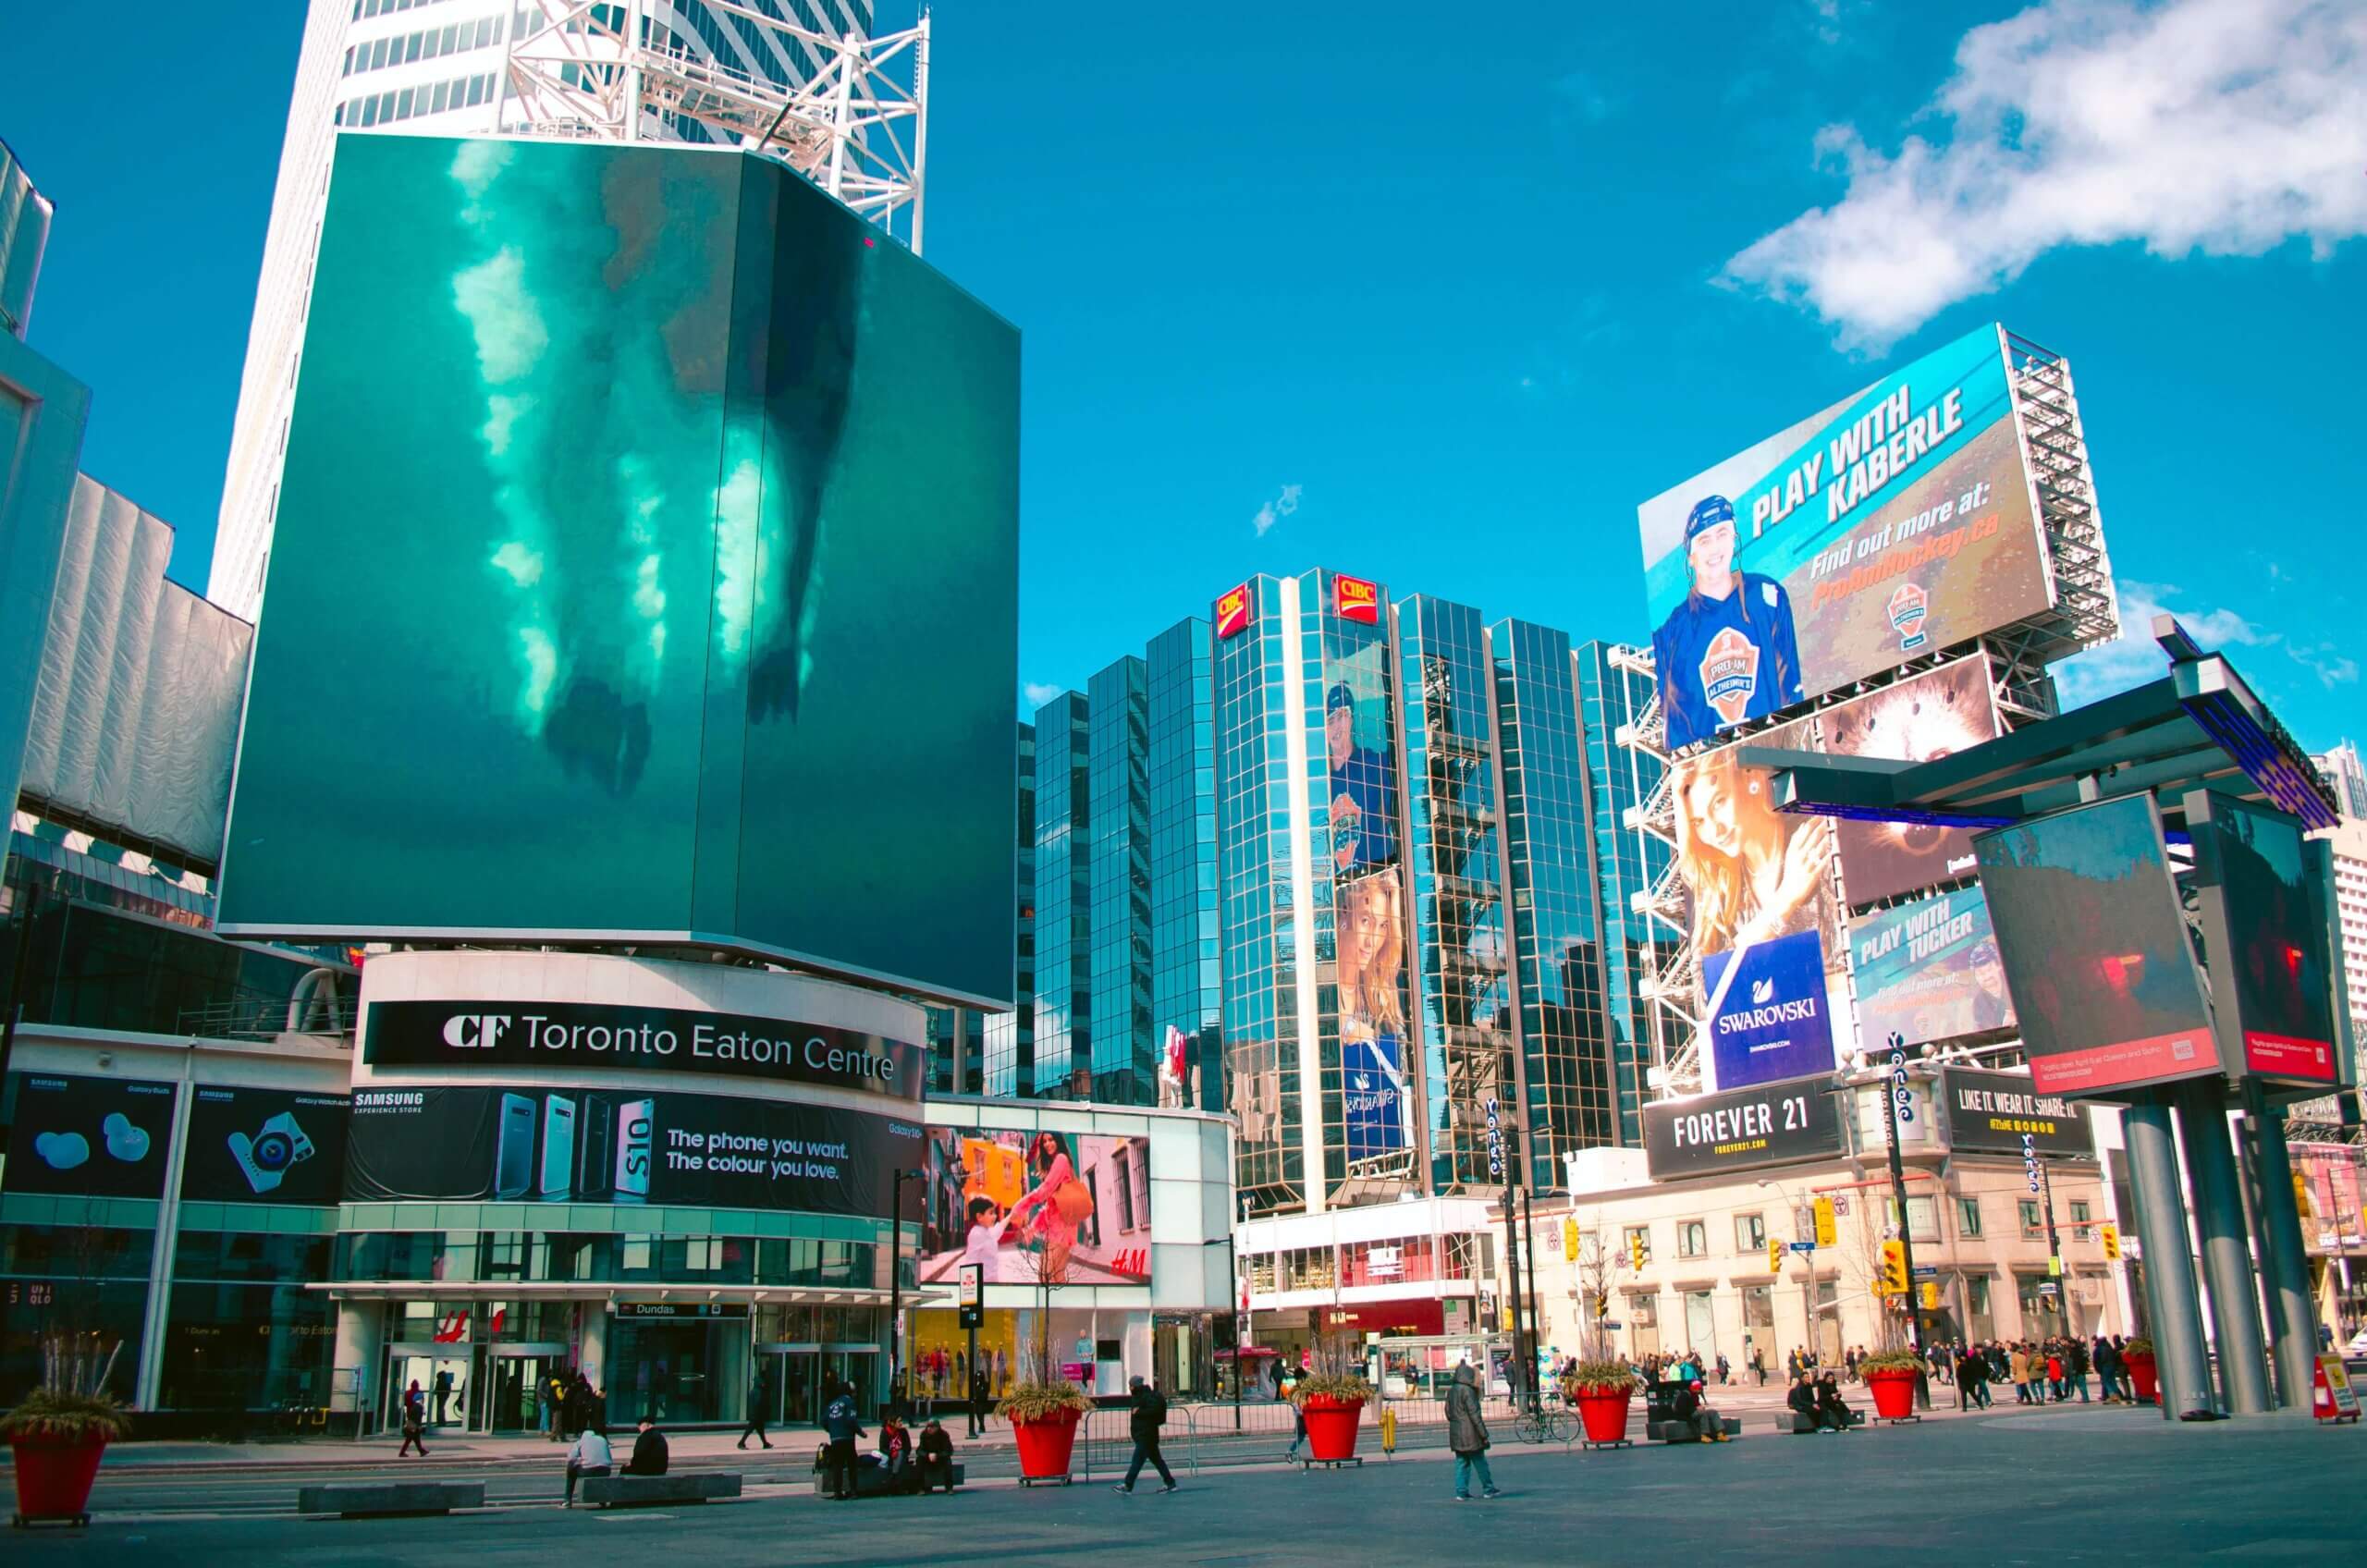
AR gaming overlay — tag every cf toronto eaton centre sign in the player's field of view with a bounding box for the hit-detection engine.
[363,999,923,1103]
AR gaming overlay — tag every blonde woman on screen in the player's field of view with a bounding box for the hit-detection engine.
[1673,746,1835,958]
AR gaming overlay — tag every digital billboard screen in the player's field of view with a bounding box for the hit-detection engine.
[1,1073,176,1200]
[343,1084,919,1217]
[1940,1068,2092,1158]
[1973,794,2218,1097]
[219,135,1020,1008]
[1851,886,2014,1048]
[1640,324,2049,752]
[1817,658,2001,903]
[179,1086,351,1206]
[2190,795,2340,1084]
[915,1128,1152,1287]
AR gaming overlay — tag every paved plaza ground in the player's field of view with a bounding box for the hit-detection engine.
[8,1397,2361,1566]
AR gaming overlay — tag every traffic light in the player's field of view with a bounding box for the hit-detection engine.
[1813,1196,1837,1248]
[1628,1232,1646,1271]
[1563,1218,1580,1257]
[1878,1238,1908,1295]
[2099,1221,2121,1262]
[1768,1237,1784,1275]
[1594,1292,1611,1321]
[1919,1281,1941,1310]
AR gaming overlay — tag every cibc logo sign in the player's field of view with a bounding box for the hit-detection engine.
[365,998,926,1103]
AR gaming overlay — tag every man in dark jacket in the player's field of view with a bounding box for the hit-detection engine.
[968,1366,990,1438]
[916,1418,957,1493]
[1114,1375,1177,1494]
[624,1415,669,1476]
[822,1380,865,1501]
[1446,1362,1501,1500]
[739,1368,774,1450]
[1785,1373,1821,1429]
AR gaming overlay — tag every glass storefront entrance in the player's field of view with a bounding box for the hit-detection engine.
[486,1349,566,1433]
[607,1310,747,1426]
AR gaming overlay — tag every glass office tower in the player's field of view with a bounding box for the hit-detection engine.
[1087,656,1152,1103]
[978,720,1038,1097]
[1147,619,1224,1115]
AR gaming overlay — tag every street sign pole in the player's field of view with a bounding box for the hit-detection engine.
[1882,1039,1931,1406]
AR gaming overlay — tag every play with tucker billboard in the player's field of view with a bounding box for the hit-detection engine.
[1639,323,2050,752]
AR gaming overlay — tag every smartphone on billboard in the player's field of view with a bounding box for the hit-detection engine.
[577,1096,614,1201]
[615,1096,655,1204]
[495,1093,537,1199]
[541,1096,576,1199]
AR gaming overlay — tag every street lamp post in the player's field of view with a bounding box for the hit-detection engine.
[889,1166,923,1415]
[1758,1176,1817,1371]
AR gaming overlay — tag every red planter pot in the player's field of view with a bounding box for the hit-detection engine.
[1866,1368,1918,1420]
[10,1435,108,1525]
[1011,1409,1082,1482]
[1299,1395,1365,1462]
[1574,1388,1634,1444]
[2125,1354,2159,1404]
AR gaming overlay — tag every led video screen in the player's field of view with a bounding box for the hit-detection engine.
[1639,324,2050,752]
[1851,886,2014,1048]
[219,135,1020,1007]
[1817,658,2001,903]
[1972,794,2217,1097]
[915,1128,1152,1287]
[2190,795,2340,1084]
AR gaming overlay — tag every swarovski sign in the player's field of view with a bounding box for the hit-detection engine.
[364,998,924,1104]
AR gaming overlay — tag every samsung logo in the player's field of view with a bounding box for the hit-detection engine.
[355,1090,425,1109]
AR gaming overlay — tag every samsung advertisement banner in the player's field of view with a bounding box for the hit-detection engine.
[1643,1076,1844,1182]
[219,135,1020,1008]
[1700,927,1837,1092]
[915,1129,1153,1289]
[1974,794,2219,1097]
[1851,886,2014,1048]
[1639,324,2050,752]
[2,1073,176,1199]
[1941,1068,2093,1158]
[364,998,923,1103]
[343,1084,919,1217]
[180,1086,352,1206]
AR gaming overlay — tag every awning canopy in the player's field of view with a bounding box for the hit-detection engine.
[1759,617,2336,836]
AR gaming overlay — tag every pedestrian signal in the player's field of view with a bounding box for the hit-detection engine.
[2099,1222,2120,1262]
[1878,1239,1908,1295]
[1768,1238,1784,1275]
[1813,1196,1837,1248]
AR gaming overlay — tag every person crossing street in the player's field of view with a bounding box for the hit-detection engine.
[1113,1375,1178,1494]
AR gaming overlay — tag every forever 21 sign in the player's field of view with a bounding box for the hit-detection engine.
[363,999,923,1104]
[1642,1075,1843,1182]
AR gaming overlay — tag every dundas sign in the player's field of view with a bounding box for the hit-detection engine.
[363,999,923,1103]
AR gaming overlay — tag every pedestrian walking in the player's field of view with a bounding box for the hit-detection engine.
[2009,1344,2033,1404]
[739,1369,774,1450]
[2067,1338,2091,1403]
[562,1422,612,1507]
[398,1388,429,1457]
[1446,1363,1501,1501]
[1715,1354,1731,1386]
[1114,1375,1177,1494]
[822,1379,865,1500]
[968,1366,990,1439]
[1750,1347,1766,1386]
[1282,1372,1306,1461]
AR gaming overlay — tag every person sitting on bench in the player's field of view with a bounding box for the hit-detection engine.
[1786,1373,1821,1429]
[877,1412,914,1492]
[915,1418,956,1493]
[1673,1378,1728,1442]
[1814,1373,1854,1431]
[624,1414,669,1476]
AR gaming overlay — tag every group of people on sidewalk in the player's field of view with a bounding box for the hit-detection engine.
[1784,1370,1857,1430]
[1946,1335,2137,1409]
[560,1413,673,1506]
[817,1382,961,1498]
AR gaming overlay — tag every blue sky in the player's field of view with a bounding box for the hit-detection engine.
[9,0,2362,748]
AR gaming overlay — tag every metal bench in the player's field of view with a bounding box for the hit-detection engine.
[297,1481,486,1517]
[579,1472,742,1508]
[809,1462,965,1497]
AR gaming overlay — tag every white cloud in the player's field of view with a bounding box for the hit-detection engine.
[1252,483,1304,538]
[2054,579,2357,710]
[1023,681,1065,708]
[1724,0,2367,347]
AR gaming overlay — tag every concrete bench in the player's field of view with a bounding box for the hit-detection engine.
[1771,1410,1865,1434]
[1645,1416,1742,1443]
[809,1462,966,1497]
[580,1472,742,1508]
[297,1481,486,1517]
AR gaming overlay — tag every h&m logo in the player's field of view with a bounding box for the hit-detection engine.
[443,1013,514,1048]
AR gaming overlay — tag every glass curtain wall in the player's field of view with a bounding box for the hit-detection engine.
[1147,619,1224,1114]
[1027,692,1092,1099]
[1494,620,1616,1181]
[1087,656,1152,1104]
[1397,595,1511,1196]
[981,721,1036,1097]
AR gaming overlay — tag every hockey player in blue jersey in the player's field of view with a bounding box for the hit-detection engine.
[1651,495,1803,751]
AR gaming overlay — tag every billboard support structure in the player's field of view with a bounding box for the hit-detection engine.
[501,1,931,252]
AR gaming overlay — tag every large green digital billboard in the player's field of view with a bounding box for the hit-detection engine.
[219,136,1019,1008]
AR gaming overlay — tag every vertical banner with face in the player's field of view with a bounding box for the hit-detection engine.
[1816,658,2002,904]
[1639,324,2050,753]
[1323,638,1398,876]
[1338,869,1412,1161]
